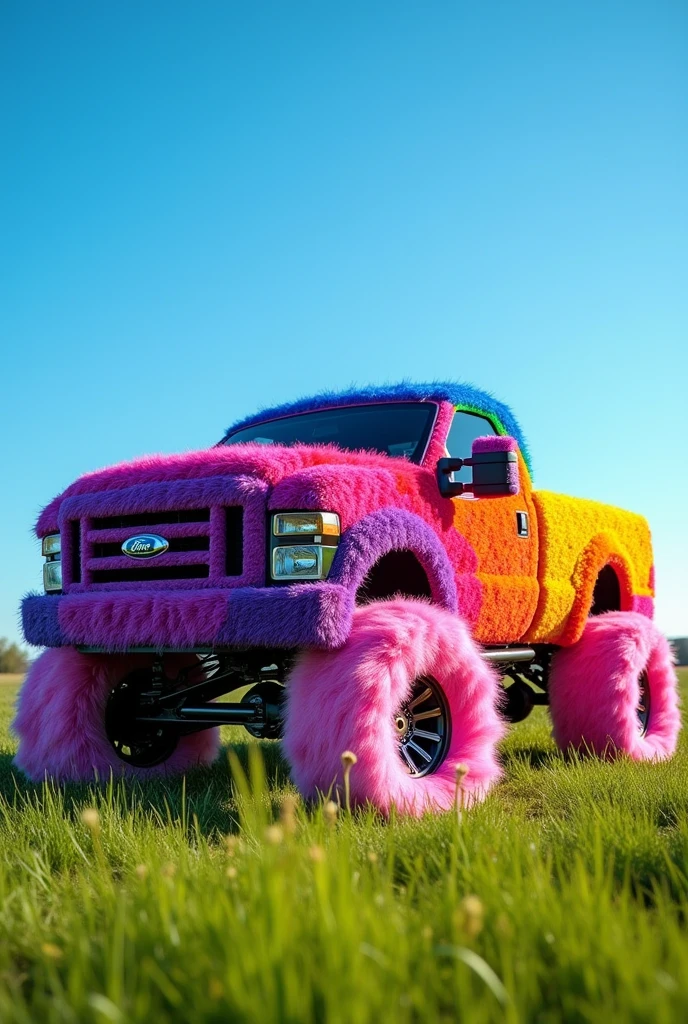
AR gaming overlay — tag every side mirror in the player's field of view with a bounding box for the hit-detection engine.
[437,436,520,499]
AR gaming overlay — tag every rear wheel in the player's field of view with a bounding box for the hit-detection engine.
[283,598,504,815]
[548,611,680,759]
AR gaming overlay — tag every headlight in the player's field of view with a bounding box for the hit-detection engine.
[42,534,61,557]
[43,560,63,592]
[42,533,62,593]
[272,512,340,537]
[272,544,337,580]
[269,511,340,581]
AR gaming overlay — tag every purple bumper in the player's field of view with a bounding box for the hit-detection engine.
[22,584,355,652]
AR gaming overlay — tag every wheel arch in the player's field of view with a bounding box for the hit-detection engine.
[560,532,635,645]
[328,509,459,613]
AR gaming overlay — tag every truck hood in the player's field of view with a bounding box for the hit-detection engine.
[35,443,407,536]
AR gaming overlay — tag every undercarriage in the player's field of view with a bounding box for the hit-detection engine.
[94,643,556,767]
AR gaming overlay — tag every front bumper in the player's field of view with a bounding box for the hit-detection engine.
[22,584,354,653]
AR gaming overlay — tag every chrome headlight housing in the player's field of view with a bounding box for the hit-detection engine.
[42,533,62,593]
[270,512,340,581]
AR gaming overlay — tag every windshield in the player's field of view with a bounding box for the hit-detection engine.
[223,402,437,463]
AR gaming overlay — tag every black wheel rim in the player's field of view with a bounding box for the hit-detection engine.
[637,670,651,736]
[394,676,451,778]
[105,675,179,768]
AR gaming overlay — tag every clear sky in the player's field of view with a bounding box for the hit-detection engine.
[1,0,686,645]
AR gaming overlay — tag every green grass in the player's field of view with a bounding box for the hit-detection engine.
[0,671,687,1023]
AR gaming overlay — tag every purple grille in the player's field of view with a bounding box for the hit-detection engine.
[57,475,268,592]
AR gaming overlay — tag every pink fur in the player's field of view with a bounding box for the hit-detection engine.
[13,648,220,782]
[549,611,680,759]
[36,444,422,536]
[423,400,455,464]
[270,462,482,622]
[632,595,654,618]
[283,599,505,816]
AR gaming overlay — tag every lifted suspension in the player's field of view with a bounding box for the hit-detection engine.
[104,654,287,766]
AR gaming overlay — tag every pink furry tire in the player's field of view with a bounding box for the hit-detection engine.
[283,598,505,816]
[549,611,680,760]
[13,647,220,782]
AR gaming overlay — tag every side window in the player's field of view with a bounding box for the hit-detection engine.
[445,410,496,482]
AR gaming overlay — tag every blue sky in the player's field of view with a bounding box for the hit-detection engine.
[1,0,686,644]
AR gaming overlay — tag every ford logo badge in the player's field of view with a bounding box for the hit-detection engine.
[121,534,170,559]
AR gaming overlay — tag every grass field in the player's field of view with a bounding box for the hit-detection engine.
[1,668,688,1023]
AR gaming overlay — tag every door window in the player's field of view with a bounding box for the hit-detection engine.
[445,410,496,483]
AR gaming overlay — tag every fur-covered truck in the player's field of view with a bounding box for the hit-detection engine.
[16,383,680,813]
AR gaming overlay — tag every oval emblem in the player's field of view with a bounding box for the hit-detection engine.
[121,534,169,559]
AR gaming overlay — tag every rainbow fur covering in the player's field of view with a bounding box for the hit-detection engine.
[22,381,654,653]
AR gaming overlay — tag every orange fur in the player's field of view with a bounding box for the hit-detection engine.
[453,454,540,643]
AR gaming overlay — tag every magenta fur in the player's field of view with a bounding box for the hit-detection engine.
[549,611,680,759]
[471,435,520,495]
[472,435,518,453]
[13,649,220,782]
[283,599,505,816]
[424,401,455,464]
[36,444,410,537]
[57,475,268,591]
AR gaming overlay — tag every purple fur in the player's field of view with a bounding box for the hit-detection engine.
[84,521,211,543]
[505,463,520,495]
[215,584,354,649]
[632,595,655,618]
[329,509,458,613]
[22,584,354,651]
[57,475,267,591]
[21,594,63,646]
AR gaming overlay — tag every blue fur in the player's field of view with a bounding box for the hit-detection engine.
[224,380,532,474]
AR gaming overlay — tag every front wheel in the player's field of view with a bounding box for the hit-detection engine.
[13,647,220,782]
[548,611,680,760]
[283,598,505,815]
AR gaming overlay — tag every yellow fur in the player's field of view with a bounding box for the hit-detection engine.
[525,491,654,645]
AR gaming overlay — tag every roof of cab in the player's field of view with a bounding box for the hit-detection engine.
[224,380,531,473]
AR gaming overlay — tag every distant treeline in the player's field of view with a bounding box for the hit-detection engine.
[672,638,688,667]
[0,638,30,674]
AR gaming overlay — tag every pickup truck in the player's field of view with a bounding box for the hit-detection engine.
[15,382,680,814]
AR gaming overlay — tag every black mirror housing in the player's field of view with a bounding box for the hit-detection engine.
[436,437,520,499]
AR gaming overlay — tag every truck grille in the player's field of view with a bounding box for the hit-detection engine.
[87,507,213,584]
[66,505,246,589]
[58,474,265,592]
[91,509,211,530]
